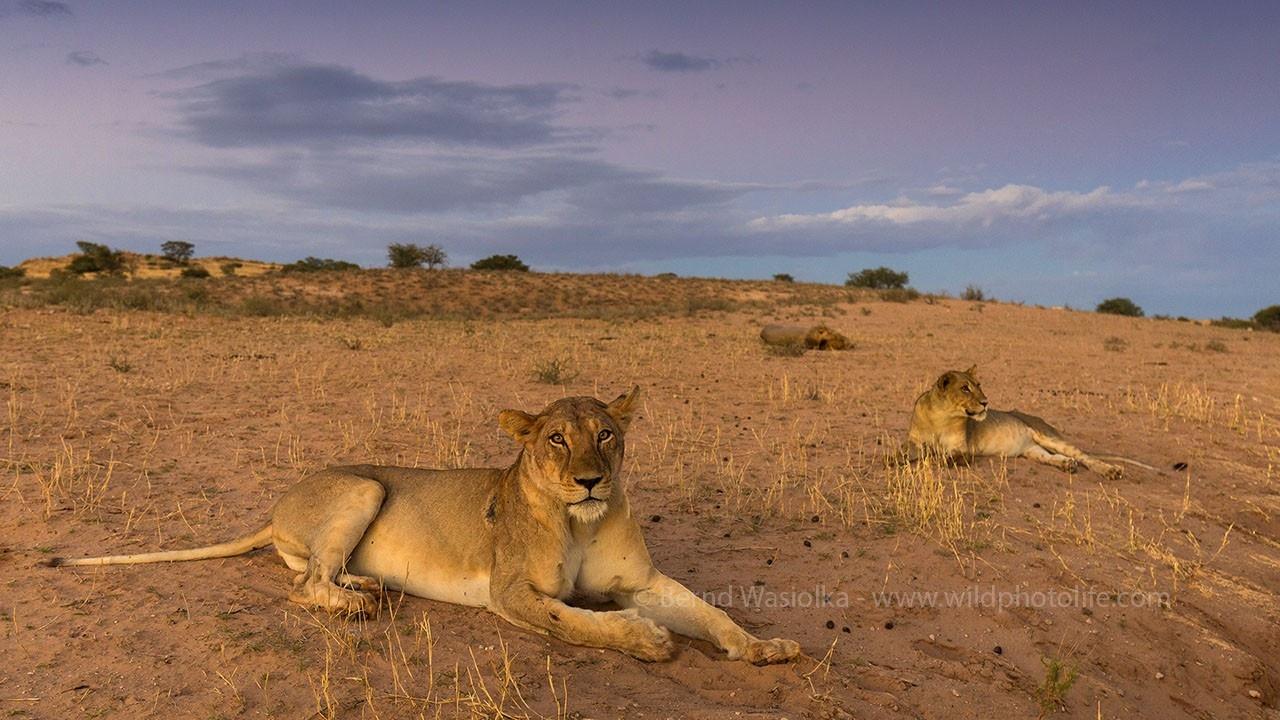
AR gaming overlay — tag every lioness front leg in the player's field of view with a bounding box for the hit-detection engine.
[491,581,675,661]
[617,573,801,665]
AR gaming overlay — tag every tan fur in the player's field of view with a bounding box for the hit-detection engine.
[908,367,1139,480]
[51,387,799,665]
[760,324,850,350]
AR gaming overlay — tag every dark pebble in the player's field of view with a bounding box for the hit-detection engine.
[1173,462,1188,471]
[811,515,820,523]
[841,626,851,633]
[765,558,773,566]
[1033,502,1041,508]
[825,620,835,629]
[884,621,894,630]
[650,515,662,523]
[803,540,812,548]
[994,646,1003,655]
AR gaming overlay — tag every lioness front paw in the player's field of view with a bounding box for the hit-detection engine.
[1100,464,1124,481]
[741,637,801,665]
[620,613,675,662]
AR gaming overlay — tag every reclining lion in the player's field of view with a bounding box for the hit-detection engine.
[908,367,1155,480]
[51,387,800,665]
[760,324,850,350]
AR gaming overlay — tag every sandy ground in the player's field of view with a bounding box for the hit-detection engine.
[1,295,1277,719]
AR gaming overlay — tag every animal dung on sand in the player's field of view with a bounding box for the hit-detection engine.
[759,324,851,351]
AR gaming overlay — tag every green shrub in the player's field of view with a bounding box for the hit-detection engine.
[773,273,795,283]
[160,240,195,265]
[220,262,242,276]
[1253,305,1280,332]
[388,243,447,269]
[67,241,126,275]
[281,257,360,273]
[180,265,211,279]
[961,285,985,301]
[846,266,908,289]
[471,254,529,272]
[1096,297,1144,317]
[0,265,25,279]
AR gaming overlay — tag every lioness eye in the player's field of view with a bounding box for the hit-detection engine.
[549,433,565,445]
[962,386,971,394]
[598,429,613,442]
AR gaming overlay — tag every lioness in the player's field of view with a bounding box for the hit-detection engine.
[51,387,800,665]
[908,367,1153,480]
[760,324,849,350]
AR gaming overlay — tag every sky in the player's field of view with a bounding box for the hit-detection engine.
[1,0,1277,317]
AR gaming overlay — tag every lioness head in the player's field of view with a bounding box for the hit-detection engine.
[934,366,988,421]
[498,386,641,523]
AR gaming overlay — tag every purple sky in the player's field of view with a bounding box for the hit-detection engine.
[1,0,1277,316]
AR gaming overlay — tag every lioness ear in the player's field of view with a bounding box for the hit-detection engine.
[606,385,642,431]
[964,364,978,379]
[498,409,538,443]
[937,373,952,390]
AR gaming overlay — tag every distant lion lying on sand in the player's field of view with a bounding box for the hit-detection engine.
[908,366,1157,479]
[760,324,850,350]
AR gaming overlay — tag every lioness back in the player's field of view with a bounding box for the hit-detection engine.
[275,464,502,607]
[760,324,807,345]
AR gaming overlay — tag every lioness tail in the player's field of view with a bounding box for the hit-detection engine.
[47,523,273,567]
[1095,455,1160,472]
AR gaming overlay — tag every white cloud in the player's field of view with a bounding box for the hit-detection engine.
[1167,179,1214,193]
[749,183,1131,230]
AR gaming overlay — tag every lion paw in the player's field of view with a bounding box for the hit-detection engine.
[742,637,801,665]
[290,582,378,617]
[1100,464,1124,481]
[620,613,675,662]
[1061,458,1080,474]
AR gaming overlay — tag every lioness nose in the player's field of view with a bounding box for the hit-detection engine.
[980,400,989,407]
[574,476,602,491]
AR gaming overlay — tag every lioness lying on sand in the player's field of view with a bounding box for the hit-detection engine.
[52,387,800,665]
[760,324,850,350]
[909,367,1155,480]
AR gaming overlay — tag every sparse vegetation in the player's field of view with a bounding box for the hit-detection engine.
[765,342,807,357]
[281,257,360,273]
[1096,297,1144,317]
[532,356,579,384]
[879,287,920,303]
[1034,656,1078,717]
[471,254,530,272]
[160,240,195,265]
[180,265,211,279]
[846,266,909,290]
[961,285,985,301]
[0,265,25,279]
[1103,336,1128,352]
[220,261,242,276]
[773,273,795,282]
